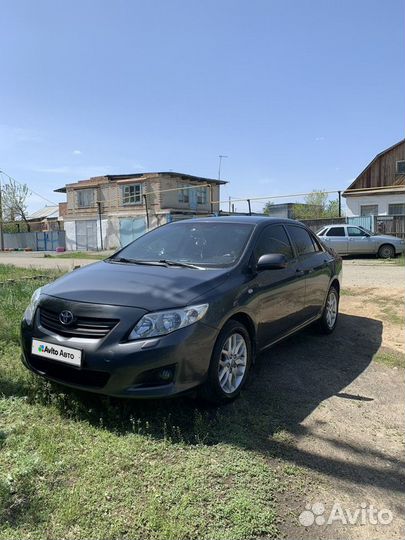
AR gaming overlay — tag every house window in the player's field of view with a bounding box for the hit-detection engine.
[77,189,95,208]
[396,161,405,174]
[388,203,405,215]
[197,187,208,205]
[122,184,143,205]
[178,186,190,204]
[360,204,378,216]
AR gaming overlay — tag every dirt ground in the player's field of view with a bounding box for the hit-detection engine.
[265,260,404,539]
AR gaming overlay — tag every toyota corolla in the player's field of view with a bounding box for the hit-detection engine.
[21,217,342,404]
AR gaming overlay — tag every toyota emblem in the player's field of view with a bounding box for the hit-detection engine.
[59,310,74,325]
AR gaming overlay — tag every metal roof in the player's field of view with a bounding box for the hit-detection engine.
[28,205,59,220]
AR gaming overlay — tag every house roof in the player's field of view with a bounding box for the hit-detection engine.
[28,205,59,220]
[54,172,228,193]
[343,139,405,196]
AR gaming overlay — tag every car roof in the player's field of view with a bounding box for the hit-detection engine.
[170,216,302,226]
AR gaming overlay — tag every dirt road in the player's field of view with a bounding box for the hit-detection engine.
[270,265,404,539]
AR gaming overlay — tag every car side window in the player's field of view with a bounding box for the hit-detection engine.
[254,225,294,261]
[348,227,367,237]
[310,233,323,252]
[317,228,326,236]
[326,227,346,237]
[287,226,317,256]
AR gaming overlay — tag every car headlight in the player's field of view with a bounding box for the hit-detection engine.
[128,304,209,340]
[23,287,42,325]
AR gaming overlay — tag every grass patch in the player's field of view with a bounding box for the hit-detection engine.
[380,306,403,326]
[394,254,405,266]
[45,251,112,260]
[0,268,288,539]
[340,288,358,296]
[374,351,405,368]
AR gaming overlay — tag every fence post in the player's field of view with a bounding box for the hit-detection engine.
[338,191,342,217]
[0,182,3,251]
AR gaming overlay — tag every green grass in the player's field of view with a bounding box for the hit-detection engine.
[45,251,112,260]
[374,351,405,368]
[395,254,405,266]
[0,268,288,539]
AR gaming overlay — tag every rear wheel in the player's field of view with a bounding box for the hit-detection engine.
[199,320,252,404]
[317,285,339,334]
[378,244,395,259]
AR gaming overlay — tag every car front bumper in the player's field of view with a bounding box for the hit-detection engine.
[21,298,218,398]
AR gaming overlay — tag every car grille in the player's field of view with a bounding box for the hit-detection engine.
[39,307,118,339]
[29,355,110,388]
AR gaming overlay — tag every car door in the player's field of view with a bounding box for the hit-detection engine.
[286,224,331,320]
[347,226,374,254]
[250,224,307,349]
[322,226,348,254]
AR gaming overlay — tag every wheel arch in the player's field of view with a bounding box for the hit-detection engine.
[330,277,340,296]
[225,311,257,359]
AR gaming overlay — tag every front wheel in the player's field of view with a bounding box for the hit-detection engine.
[199,320,252,405]
[378,244,395,259]
[317,285,339,334]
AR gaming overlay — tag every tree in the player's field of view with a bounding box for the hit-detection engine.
[263,200,274,215]
[1,179,31,231]
[292,190,341,220]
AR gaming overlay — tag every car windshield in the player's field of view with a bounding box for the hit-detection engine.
[111,221,254,268]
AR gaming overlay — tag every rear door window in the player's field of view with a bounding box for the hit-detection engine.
[326,227,346,237]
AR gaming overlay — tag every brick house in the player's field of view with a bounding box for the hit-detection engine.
[55,172,226,250]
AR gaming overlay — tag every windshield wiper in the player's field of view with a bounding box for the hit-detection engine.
[109,257,166,266]
[158,259,203,269]
[109,257,202,269]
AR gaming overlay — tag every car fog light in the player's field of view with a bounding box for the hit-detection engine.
[159,368,174,381]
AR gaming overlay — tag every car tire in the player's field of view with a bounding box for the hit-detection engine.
[378,244,395,259]
[198,320,252,405]
[317,285,339,334]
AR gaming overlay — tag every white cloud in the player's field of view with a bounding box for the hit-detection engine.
[72,149,82,155]
[315,136,325,141]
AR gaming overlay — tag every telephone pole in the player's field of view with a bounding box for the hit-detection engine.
[0,175,4,251]
[218,155,228,180]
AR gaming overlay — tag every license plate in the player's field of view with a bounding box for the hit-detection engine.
[31,339,82,367]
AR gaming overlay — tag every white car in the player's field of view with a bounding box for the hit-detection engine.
[317,224,405,258]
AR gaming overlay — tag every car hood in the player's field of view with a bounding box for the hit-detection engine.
[43,260,230,310]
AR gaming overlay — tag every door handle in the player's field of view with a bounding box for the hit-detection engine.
[296,268,305,276]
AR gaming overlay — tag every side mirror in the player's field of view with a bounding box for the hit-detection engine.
[256,253,288,271]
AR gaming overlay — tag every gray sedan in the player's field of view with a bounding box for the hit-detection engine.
[317,224,405,258]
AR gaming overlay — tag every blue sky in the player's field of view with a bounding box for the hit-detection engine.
[1,0,404,213]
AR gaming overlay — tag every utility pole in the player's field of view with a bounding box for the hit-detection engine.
[143,194,150,229]
[97,201,103,251]
[0,175,4,251]
[218,155,228,180]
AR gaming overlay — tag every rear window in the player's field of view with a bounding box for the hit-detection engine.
[326,227,345,237]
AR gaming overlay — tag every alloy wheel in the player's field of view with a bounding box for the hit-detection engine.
[326,290,338,329]
[218,333,248,394]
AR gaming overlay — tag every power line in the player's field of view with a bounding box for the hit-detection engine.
[0,169,58,206]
